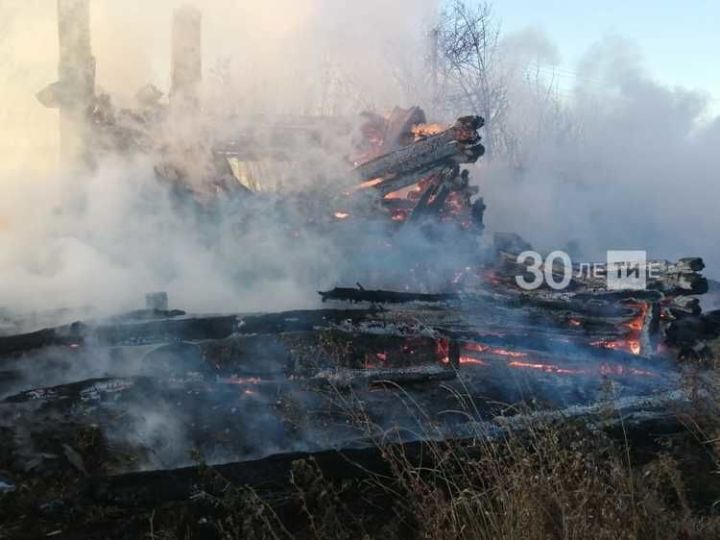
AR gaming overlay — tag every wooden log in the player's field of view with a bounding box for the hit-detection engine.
[494,245,709,297]
[319,287,459,304]
[0,310,383,357]
[408,166,461,222]
[88,401,687,509]
[37,0,96,167]
[373,165,446,198]
[354,116,485,184]
[0,323,85,357]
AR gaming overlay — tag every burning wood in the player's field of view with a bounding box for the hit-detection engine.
[354,115,485,196]
[355,115,485,181]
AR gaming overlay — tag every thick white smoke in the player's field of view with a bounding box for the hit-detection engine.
[0,1,717,322]
[482,35,720,275]
[0,0,438,318]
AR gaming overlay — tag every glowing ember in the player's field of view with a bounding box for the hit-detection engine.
[356,178,383,190]
[411,123,446,138]
[459,356,487,366]
[508,360,579,375]
[464,342,528,358]
[590,303,649,356]
[441,356,488,366]
[590,339,642,356]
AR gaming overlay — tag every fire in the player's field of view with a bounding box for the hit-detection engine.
[464,342,528,358]
[411,123,446,139]
[441,356,488,366]
[590,302,649,356]
[433,337,655,379]
[590,339,642,356]
[334,211,350,220]
[356,178,383,190]
[508,360,579,375]
[440,348,655,379]
[625,303,649,332]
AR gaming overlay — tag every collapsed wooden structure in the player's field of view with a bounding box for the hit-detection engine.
[6,4,717,537]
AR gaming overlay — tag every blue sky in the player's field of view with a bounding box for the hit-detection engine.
[491,0,720,112]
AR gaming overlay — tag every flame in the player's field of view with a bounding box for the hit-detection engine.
[434,337,655,378]
[508,360,580,375]
[590,339,642,355]
[334,211,350,220]
[441,356,488,366]
[411,123,446,139]
[464,342,528,358]
[356,178,383,190]
[625,303,649,332]
[440,350,655,378]
[589,303,649,356]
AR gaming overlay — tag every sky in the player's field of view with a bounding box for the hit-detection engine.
[492,0,720,114]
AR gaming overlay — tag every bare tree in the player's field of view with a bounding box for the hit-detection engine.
[430,0,510,159]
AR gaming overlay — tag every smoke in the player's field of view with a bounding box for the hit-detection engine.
[0,0,438,319]
[481,35,720,276]
[3,2,716,474]
[0,2,718,322]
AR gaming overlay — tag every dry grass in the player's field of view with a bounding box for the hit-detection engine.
[197,368,720,540]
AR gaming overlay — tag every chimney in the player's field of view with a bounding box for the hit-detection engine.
[171,6,202,108]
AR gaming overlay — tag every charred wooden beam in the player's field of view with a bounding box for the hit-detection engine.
[200,330,447,374]
[0,309,382,357]
[354,116,484,191]
[2,377,141,404]
[494,245,708,297]
[373,165,445,198]
[0,323,85,356]
[37,0,96,167]
[88,402,687,509]
[319,287,459,304]
[408,166,459,223]
[666,310,720,348]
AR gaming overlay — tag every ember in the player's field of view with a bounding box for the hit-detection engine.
[1,4,719,538]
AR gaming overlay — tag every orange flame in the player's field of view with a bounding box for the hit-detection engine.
[464,342,528,358]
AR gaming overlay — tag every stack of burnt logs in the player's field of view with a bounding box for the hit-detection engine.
[351,107,487,229]
[491,232,718,362]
